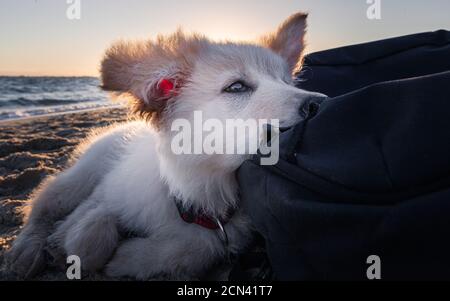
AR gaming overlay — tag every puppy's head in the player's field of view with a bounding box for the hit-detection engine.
[101,12,325,130]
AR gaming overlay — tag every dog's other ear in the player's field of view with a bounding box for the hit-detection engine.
[100,41,142,94]
[260,12,308,73]
[101,32,204,124]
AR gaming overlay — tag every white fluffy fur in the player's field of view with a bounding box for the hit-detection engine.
[7,12,325,280]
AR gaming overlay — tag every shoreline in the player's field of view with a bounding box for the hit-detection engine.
[0,104,124,125]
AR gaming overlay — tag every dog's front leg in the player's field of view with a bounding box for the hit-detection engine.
[6,129,125,278]
[6,170,98,279]
[105,236,217,280]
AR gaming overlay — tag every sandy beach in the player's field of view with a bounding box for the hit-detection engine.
[0,108,128,280]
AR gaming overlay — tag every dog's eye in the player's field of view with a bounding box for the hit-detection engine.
[223,81,251,93]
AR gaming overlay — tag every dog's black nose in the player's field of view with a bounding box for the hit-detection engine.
[299,94,328,118]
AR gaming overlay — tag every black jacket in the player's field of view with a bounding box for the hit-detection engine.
[237,30,450,280]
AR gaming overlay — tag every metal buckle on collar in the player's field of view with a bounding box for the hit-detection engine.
[215,217,232,263]
[214,217,229,248]
[174,196,232,260]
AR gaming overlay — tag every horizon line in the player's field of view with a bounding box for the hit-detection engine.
[0,74,99,78]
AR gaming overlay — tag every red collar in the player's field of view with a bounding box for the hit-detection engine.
[174,198,235,230]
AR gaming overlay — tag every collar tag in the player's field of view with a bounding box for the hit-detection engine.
[215,218,229,248]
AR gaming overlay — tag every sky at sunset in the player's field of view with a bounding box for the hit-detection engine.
[1,0,449,76]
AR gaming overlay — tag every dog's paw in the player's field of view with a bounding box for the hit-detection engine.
[45,232,67,269]
[104,238,155,280]
[6,231,47,279]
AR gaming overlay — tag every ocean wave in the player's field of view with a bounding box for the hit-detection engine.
[0,97,90,108]
[0,101,124,121]
[0,76,122,121]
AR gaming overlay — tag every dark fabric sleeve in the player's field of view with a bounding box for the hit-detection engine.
[237,30,450,280]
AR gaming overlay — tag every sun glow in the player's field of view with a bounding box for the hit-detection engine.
[1,0,449,77]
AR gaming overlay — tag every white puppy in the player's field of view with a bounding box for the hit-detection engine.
[7,12,325,280]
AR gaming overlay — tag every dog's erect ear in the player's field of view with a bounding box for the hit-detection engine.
[260,12,308,73]
[101,32,204,124]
